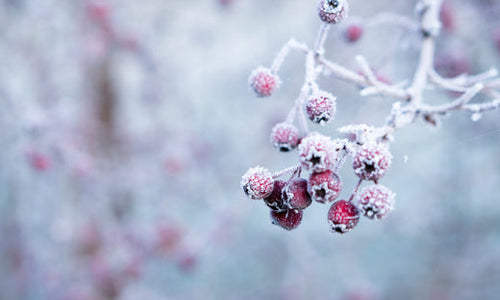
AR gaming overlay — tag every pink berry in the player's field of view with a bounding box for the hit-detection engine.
[28,152,51,172]
[264,180,288,212]
[327,200,359,234]
[249,67,280,97]
[270,122,300,152]
[439,0,455,33]
[282,178,312,210]
[270,209,303,231]
[297,133,336,172]
[318,0,349,24]
[305,91,336,124]
[307,170,342,203]
[344,24,363,43]
[352,143,392,182]
[355,184,395,219]
[241,166,274,199]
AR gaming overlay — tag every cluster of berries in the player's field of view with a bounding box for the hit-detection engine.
[242,0,396,234]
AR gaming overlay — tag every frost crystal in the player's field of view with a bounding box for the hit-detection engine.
[355,185,395,219]
[352,142,392,181]
[241,166,274,199]
[297,133,337,172]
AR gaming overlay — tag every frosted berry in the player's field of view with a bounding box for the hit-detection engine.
[355,184,395,219]
[249,67,280,97]
[264,180,288,212]
[282,178,312,210]
[270,122,300,152]
[307,170,342,203]
[318,0,349,24]
[271,209,303,230]
[305,91,336,124]
[328,200,359,234]
[297,133,336,173]
[241,166,274,199]
[344,23,363,43]
[352,143,392,182]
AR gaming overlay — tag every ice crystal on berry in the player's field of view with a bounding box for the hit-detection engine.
[241,166,274,199]
[328,200,359,234]
[249,67,280,97]
[264,180,288,212]
[271,209,303,231]
[307,170,342,203]
[282,178,312,210]
[305,91,336,125]
[270,122,300,152]
[298,133,337,172]
[355,184,395,219]
[318,0,349,24]
[352,143,392,182]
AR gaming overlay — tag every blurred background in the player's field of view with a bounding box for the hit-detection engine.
[1,0,500,299]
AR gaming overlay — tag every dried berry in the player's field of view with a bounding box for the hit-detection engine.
[307,170,342,203]
[318,0,349,24]
[241,166,274,199]
[355,184,395,219]
[352,143,392,182]
[305,91,336,124]
[249,67,280,97]
[328,200,359,234]
[270,122,300,152]
[282,178,312,210]
[264,180,288,211]
[271,209,303,230]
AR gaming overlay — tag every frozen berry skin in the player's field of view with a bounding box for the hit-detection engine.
[249,67,280,97]
[297,133,336,173]
[270,122,300,152]
[241,166,274,199]
[355,184,395,219]
[318,0,349,24]
[307,170,342,203]
[352,143,392,182]
[328,200,359,234]
[344,24,363,43]
[282,178,312,210]
[305,91,336,125]
[271,209,303,231]
[264,180,288,212]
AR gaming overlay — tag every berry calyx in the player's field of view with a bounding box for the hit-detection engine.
[355,184,395,219]
[241,166,274,199]
[264,180,288,212]
[271,209,303,230]
[327,200,359,234]
[352,143,392,182]
[249,67,280,97]
[297,133,336,173]
[282,178,312,210]
[305,91,336,125]
[307,170,342,203]
[270,122,300,152]
[318,0,349,24]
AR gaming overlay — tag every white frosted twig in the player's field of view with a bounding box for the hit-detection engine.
[272,165,301,179]
[314,23,330,56]
[419,83,484,114]
[365,13,419,31]
[428,69,468,92]
[270,38,308,73]
[463,99,500,113]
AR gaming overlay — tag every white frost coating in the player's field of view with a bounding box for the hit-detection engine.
[240,166,274,199]
[470,113,482,122]
[355,184,395,219]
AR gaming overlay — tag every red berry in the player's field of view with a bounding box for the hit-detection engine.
[28,152,51,172]
[270,209,303,230]
[249,67,280,97]
[282,178,312,210]
[352,143,392,182]
[264,180,288,212]
[305,91,336,124]
[327,200,359,234]
[307,170,342,203]
[355,184,395,219]
[241,166,274,199]
[318,0,349,24]
[344,24,363,43]
[270,122,300,152]
[297,133,336,173]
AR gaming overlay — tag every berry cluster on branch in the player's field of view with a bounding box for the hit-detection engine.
[241,0,500,234]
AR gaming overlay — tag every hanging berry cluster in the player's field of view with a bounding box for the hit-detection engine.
[242,0,500,234]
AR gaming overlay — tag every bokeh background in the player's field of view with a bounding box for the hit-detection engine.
[1,0,500,299]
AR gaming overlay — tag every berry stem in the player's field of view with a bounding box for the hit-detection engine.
[314,23,330,57]
[348,178,363,202]
[272,165,301,179]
